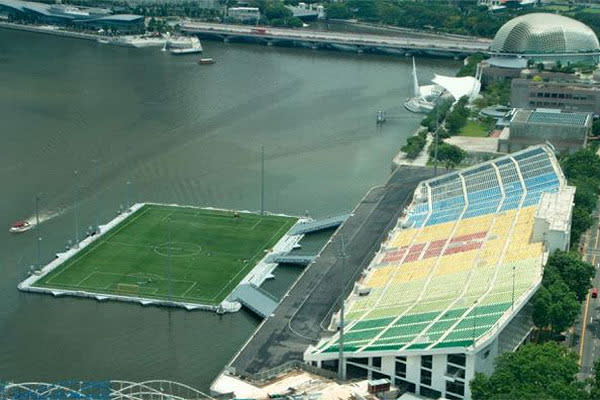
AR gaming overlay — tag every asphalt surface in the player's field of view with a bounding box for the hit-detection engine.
[181,22,490,53]
[576,197,600,379]
[228,166,434,377]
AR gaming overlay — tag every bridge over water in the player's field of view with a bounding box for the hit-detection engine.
[181,22,491,58]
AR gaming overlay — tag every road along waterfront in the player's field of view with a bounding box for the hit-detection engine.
[0,28,459,390]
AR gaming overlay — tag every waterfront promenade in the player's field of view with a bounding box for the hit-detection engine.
[182,21,491,57]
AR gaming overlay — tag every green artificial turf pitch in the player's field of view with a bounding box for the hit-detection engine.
[35,204,297,305]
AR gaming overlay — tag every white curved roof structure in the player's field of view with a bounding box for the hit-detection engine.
[490,13,599,55]
[431,74,481,102]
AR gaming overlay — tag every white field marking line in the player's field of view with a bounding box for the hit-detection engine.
[106,240,156,249]
[209,219,294,302]
[180,282,197,298]
[45,207,151,284]
[161,211,175,222]
[249,219,263,231]
[70,270,197,290]
[75,271,99,287]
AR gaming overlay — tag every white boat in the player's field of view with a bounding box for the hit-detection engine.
[106,35,166,48]
[165,36,203,55]
[9,220,32,233]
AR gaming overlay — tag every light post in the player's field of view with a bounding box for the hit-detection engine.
[73,170,80,248]
[35,195,41,269]
[168,217,172,302]
[92,159,100,234]
[338,237,347,381]
[260,146,265,216]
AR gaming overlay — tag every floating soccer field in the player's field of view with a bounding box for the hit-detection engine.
[30,204,297,307]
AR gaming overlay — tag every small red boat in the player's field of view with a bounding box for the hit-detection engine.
[9,220,32,233]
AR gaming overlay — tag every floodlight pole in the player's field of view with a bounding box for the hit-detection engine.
[74,170,80,248]
[92,159,100,234]
[168,217,172,302]
[338,236,347,381]
[433,107,439,177]
[260,146,265,216]
[35,195,41,269]
[472,300,478,345]
[126,180,131,212]
[511,265,515,310]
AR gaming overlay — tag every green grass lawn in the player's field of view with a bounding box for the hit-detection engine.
[35,204,297,305]
[459,120,491,137]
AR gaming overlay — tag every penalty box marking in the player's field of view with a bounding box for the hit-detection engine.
[44,207,151,285]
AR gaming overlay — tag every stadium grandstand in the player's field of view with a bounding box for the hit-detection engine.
[304,145,575,400]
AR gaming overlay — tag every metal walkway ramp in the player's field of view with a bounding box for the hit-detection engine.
[230,284,279,318]
[288,214,350,235]
[265,253,316,266]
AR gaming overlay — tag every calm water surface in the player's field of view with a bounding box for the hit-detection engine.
[0,28,458,389]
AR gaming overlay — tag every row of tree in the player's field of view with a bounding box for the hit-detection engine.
[532,250,595,338]
[323,0,517,38]
[321,1,600,39]
[400,130,427,160]
[560,148,600,247]
[472,342,600,400]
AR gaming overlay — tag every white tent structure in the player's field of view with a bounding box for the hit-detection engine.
[404,58,482,113]
[431,74,481,102]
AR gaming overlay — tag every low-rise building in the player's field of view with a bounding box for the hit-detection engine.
[511,78,600,115]
[226,7,260,23]
[497,109,591,153]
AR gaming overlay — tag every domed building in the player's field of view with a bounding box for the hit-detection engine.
[489,13,600,64]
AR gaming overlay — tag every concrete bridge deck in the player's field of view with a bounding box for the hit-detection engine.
[230,284,279,319]
[264,253,316,266]
[224,165,435,379]
[289,214,350,235]
[181,22,491,57]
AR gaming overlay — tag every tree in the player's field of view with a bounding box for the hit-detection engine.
[591,359,600,400]
[430,142,466,170]
[561,149,600,184]
[545,250,595,302]
[324,2,352,19]
[533,280,579,335]
[445,96,470,135]
[471,342,588,400]
[571,206,594,248]
[593,119,600,137]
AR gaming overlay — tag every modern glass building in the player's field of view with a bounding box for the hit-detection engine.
[489,13,600,64]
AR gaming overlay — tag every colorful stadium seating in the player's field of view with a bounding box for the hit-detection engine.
[312,146,563,356]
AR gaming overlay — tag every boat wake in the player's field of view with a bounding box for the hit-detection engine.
[24,209,63,226]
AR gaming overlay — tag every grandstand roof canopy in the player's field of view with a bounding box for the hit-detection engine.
[307,145,570,359]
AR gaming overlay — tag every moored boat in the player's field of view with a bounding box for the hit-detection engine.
[198,58,215,65]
